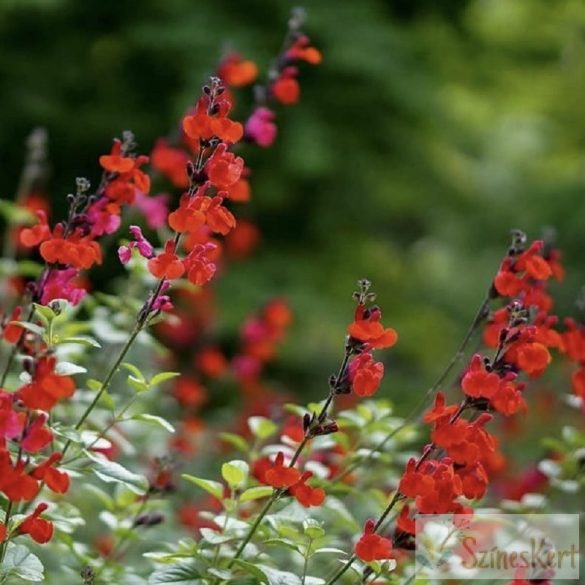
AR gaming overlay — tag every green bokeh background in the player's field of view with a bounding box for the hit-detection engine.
[1,0,585,405]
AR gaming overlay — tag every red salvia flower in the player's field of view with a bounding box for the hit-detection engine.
[348,305,398,349]
[21,414,53,453]
[18,356,76,411]
[264,451,301,489]
[18,503,54,544]
[217,53,258,87]
[168,194,207,234]
[99,139,135,173]
[347,352,384,397]
[289,471,325,508]
[20,210,51,247]
[148,240,185,280]
[31,453,70,494]
[461,354,500,399]
[355,519,393,562]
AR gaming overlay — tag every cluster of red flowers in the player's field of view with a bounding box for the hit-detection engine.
[354,236,565,564]
[16,135,150,308]
[0,356,73,543]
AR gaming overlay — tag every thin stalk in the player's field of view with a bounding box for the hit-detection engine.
[227,491,280,567]
[226,342,352,567]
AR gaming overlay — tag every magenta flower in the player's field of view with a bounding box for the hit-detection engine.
[245,107,277,148]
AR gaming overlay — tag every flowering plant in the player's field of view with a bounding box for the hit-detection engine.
[0,8,583,585]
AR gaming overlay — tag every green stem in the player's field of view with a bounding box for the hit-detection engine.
[324,554,356,585]
[226,490,280,567]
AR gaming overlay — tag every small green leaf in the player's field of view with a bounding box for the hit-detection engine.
[182,474,224,500]
[133,414,175,433]
[219,432,249,453]
[33,303,57,323]
[150,371,180,386]
[60,336,101,348]
[303,519,325,539]
[127,375,150,393]
[87,452,148,495]
[148,563,201,584]
[0,544,44,581]
[240,486,273,502]
[55,361,87,376]
[121,362,146,382]
[248,416,278,440]
[263,538,302,554]
[10,321,44,336]
[221,460,249,489]
[87,378,103,391]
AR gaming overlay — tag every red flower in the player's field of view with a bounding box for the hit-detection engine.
[182,98,243,144]
[396,505,416,535]
[423,392,459,424]
[206,196,236,235]
[18,356,76,411]
[457,461,489,499]
[355,519,393,562]
[151,139,190,188]
[461,354,500,399]
[21,414,53,453]
[2,306,24,344]
[31,453,70,494]
[348,305,398,349]
[264,451,301,489]
[0,451,40,502]
[218,53,258,87]
[289,472,325,507]
[148,240,185,280]
[272,76,300,105]
[347,352,384,397]
[20,210,51,248]
[514,341,551,377]
[184,243,217,287]
[205,144,244,189]
[18,503,54,544]
[99,139,135,173]
[168,194,206,234]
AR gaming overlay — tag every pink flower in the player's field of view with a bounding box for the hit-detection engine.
[134,192,170,229]
[118,225,155,264]
[245,107,277,148]
[40,268,87,305]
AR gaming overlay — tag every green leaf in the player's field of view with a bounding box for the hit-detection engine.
[263,538,302,554]
[55,361,87,376]
[239,486,273,502]
[133,414,175,433]
[150,371,180,386]
[0,199,35,224]
[60,336,102,348]
[87,452,148,494]
[0,544,44,581]
[303,519,325,539]
[33,303,57,323]
[248,416,278,440]
[148,563,201,584]
[128,375,150,393]
[87,378,103,391]
[182,474,224,500]
[121,362,146,382]
[256,565,302,585]
[221,460,249,489]
[219,433,250,453]
[10,321,44,336]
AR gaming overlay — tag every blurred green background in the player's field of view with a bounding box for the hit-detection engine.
[2,0,585,404]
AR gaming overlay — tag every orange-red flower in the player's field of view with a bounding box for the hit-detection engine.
[168,194,206,234]
[461,354,500,399]
[355,519,393,562]
[264,451,301,489]
[31,453,70,494]
[218,53,258,87]
[18,503,54,544]
[348,305,398,349]
[18,357,76,411]
[347,352,384,397]
[20,210,51,248]
[147,240,185,280]
[99,139,135,173]
[289,472,325,508]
